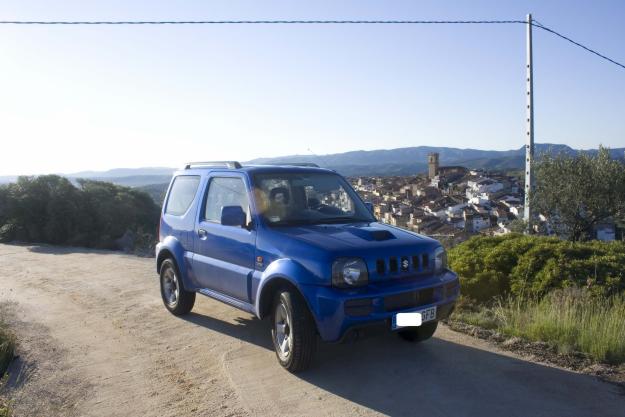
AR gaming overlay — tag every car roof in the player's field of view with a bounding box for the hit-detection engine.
[173,164,337,176]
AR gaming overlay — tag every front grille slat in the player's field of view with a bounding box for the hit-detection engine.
[411,255,420,270]
[376,259,385,275]
[389,257,398,273]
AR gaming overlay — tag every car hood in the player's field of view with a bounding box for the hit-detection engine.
[269,221,439,256]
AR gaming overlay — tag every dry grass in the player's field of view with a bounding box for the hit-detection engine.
[495,289,625,364]
[452,288,625,364]
[0,320,14,417]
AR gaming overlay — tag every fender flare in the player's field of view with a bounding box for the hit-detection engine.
[156,236,192,288]
[254,258,321,324]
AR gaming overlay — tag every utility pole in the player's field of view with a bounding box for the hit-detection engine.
[523,13,534,231]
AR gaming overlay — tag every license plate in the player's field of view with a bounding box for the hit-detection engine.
[392,306,437,330]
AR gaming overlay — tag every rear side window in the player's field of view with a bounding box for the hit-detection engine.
[165,176,200,216]
[204,177,250,223]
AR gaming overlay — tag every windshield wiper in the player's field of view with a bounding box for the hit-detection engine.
[311,217,372,225]
[267,219,317,227]
[267,217,372,227]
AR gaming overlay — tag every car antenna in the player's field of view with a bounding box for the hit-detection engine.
[307,148,330,168]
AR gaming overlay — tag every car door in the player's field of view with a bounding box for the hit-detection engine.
[192,173,256,302]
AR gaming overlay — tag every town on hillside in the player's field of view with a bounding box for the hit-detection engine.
[349,153,617,245]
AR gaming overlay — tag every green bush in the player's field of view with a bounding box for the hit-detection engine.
[449,234,625,303]
[0,175,160,251]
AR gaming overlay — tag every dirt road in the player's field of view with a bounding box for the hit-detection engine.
[0,243,623,417]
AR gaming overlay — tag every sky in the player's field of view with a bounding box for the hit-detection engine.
[0,0,624,175]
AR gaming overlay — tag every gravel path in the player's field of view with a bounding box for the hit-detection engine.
[0,243,623,417]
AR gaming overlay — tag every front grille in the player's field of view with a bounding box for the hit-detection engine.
[375,252,432,276]
[384,288,435,312]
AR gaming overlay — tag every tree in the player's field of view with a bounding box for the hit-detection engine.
[0,175,160,250]
[508,219,528,234]
[531,146,625,241]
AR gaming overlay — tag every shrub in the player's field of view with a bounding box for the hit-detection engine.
[0,176,160,251]
[0,224,17,243]
[449,234,625,303]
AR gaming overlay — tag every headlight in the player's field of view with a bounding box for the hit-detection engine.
[332,258,369,288]
[434,246,448,273]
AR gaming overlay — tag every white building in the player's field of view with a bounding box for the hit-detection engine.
[467,177,504,194]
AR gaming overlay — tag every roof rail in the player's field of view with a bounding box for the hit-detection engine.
[268,162,320,168]
[184,161,242,169]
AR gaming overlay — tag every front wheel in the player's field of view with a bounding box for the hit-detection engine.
[160,259,195,316]
[397,321,438,342]
[271,289,317,372]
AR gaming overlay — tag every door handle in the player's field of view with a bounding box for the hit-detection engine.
[197,228,208,239]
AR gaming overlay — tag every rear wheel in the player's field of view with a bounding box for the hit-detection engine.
[160,258,195,316]
[271,289,317,372]
[397,321,438,342]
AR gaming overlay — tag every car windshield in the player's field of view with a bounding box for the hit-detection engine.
[252,172,375,226]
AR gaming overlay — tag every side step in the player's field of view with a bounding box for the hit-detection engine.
[197,288,256,316]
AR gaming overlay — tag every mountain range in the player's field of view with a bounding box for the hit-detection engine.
[247,143,624,177]
[1,144,623,189]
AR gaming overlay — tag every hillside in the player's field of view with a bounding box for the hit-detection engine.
[247,144,625,176]
[2,144,623,187]
[136,183,169,205]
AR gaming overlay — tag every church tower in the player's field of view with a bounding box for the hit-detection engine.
[428,153,439,179]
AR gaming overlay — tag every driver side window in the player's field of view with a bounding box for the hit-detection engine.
[204,177,250,224]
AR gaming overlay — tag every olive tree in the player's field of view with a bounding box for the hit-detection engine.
[532,146,625,241]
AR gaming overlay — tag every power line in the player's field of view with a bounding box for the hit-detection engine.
[0,19,525,25]
[0,18,623,70]
[531,20,625,70]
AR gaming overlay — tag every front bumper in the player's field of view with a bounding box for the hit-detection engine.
[301,270,460,342]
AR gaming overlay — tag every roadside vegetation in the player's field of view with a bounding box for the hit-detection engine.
[0,175,160,253]
[531,146,625,241]
[449,234,625,364]
[0,322,15,376]
[0,318,15,417]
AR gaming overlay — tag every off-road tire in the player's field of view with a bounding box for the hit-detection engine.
[397,321,438,342]
[271,289,317,372]
[160,258,195,316]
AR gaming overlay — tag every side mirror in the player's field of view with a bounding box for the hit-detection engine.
[365,202,374,214]
[221,206,246,228]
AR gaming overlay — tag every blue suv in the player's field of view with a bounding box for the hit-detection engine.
[156,161,460,371]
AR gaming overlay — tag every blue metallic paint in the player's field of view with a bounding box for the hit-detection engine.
[192,171,257,301]
[156,236,195,289]
[157,165,460,343]
[300,270,459,341]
